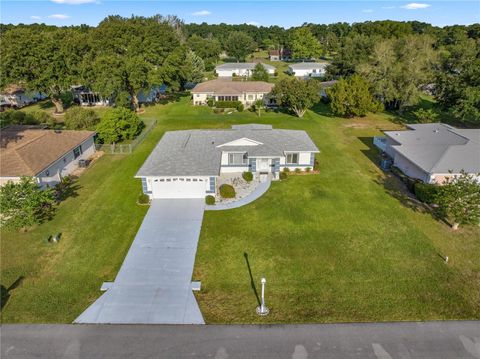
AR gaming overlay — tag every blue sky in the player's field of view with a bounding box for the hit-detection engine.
[1,1,479,28]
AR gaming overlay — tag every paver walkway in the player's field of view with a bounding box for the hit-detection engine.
[75,199,205,324]
[206,178,271,211]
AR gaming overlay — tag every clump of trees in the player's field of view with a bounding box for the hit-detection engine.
[358,35,437,113]
[273,78,320,117]
[0,109,55,128]
[224,31,256,62]
[0,177,56,230]
[290,27,323,60]
[96,108,144,145]
[64,107,99,130]
[327,75,382,117]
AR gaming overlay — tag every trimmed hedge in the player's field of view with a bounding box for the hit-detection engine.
[279,172,287,180]
[137,193,150,204]
[219,184,236,198]
[215,100,242,109]
[414,182,439,204]
[242,171,253,182]
[205,195,215,205]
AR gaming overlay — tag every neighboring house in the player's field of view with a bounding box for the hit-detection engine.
[268,48,292,61]
[71,85,110,107]
[191,79,274,107]
[375,123,480,184]
[288,62,328,78]
[0,125,96,187]
[215,63,276,77]
[0,85,47,109]
[137,84,168,104]
[136,124,319,199]
[319,80,338,98]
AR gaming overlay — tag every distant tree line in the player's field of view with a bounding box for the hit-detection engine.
[1,18,479,124]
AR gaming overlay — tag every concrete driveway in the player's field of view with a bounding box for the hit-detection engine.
[74,199,205,324]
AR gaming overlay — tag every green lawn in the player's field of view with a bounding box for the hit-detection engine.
[1,97,479,323]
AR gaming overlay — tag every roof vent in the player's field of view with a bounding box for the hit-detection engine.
[433,129,439,133]
[54,129,62,134]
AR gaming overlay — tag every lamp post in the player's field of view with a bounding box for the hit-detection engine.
[256,277,269,316]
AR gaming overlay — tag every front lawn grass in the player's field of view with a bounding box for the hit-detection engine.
[1,96,479,323]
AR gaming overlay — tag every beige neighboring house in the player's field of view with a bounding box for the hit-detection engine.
[0,125,96,187]
[191,79,274,108]
[374,123,480,184]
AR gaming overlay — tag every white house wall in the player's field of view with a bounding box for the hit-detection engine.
[393,152,429,183]
[37,136,96,188]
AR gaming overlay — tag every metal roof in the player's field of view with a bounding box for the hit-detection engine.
[384,123,480,174]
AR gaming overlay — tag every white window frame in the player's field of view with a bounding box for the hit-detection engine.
[286,153,299,165]
[228,152,248,165]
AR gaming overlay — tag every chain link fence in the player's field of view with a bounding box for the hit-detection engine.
[95,120,157,154]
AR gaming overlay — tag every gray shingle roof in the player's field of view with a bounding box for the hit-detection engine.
[384,123,480,174]
[136,125,319,177]
[215,63,275,71]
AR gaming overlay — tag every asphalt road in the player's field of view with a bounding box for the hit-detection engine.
[2,321,480,359]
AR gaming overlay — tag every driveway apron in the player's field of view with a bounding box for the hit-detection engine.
[74,199,205,324]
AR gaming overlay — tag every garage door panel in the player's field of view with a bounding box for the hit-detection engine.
[151,178,206,199]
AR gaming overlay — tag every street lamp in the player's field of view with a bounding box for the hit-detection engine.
[256,277,269,316]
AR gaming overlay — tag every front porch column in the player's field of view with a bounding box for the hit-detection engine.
[249,158,256,172]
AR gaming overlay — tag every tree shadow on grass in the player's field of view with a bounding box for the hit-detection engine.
[310,102,336,118]
[244,252,261,307]
[1,276,25,311]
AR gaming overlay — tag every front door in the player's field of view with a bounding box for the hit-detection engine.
[258,158,270,172]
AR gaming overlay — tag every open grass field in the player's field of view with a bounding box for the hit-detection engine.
[1,96,479,323]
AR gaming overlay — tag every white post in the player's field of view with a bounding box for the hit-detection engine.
[256,277,269,316]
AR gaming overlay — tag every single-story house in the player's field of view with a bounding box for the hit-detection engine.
[215,63,276,77]
[288,62,328,78]
[0,125,96,187]
[268,48,292,61]
[375,123,480,184]
[191,79,274,107]
[0,85,47,109]
[137,84,168,104]
[135,124,319,199]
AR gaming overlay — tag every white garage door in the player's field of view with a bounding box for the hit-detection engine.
[151,178,207,199]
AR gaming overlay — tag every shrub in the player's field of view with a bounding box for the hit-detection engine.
[219,184,236,198]
[64,106,99,130]
[115,91,133,110]
[205,195,215,205]
[305,167,311,172]
[283,167,290,173]
[215,100,242,109]
[0,110,38,127]
[96,108,144,144]
[279,172,287,180]
[242,171,253,182]
[137,193,150,205]
[414,182,439,204]
[236,102,244,112]
[30,111,55,127]
[207,98,215,107]
[295,168,301,173]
